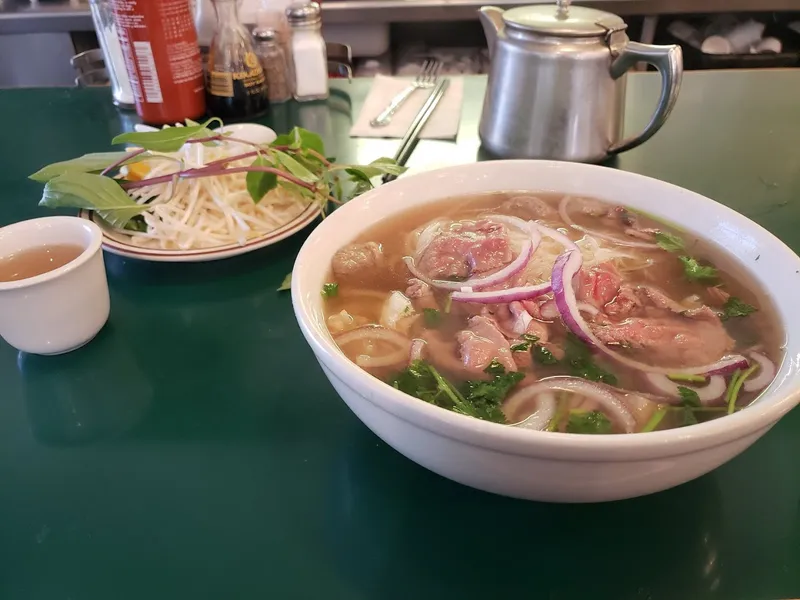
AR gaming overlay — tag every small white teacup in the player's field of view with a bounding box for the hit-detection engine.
[0,216,110,355]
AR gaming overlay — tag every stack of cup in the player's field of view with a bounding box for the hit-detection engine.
[668,17,783,55]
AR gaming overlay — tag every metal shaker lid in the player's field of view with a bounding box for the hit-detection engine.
[502,0,626,37]
[252,27,278,42]
[286,1,321,25]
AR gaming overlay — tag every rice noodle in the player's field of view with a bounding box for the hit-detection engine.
[335,325,411,368]
[558,196,660,250]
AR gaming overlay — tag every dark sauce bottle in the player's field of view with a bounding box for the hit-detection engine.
[206,0,269,120]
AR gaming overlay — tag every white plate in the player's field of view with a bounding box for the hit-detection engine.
[80,202,320,262]
[90,122,316,262]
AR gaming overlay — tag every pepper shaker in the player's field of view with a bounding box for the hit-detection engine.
[253,27,292,103]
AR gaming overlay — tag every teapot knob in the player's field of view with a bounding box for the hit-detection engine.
[556,0,570,19]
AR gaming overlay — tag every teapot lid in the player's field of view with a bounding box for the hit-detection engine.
[503,1,626,37]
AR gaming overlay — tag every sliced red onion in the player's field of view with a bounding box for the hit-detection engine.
[743,352,776,392]
[448,219,582,304]
[409,338,426,363]
[451,281,552,304]
[645,373,727,405]
[551,249,750,376]
[431,237,535,291]
[558,196,660,250]
[511,392,557,431]
[402,256,435,286]
[335,325,411,368]
[503,377,636,433]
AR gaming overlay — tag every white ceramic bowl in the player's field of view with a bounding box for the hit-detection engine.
[0,216,110,355]
[292,161,800,502]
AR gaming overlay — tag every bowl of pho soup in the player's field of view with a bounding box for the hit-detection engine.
[292,160,800,502]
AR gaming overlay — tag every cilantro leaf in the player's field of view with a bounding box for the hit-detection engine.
[720,296,757,320]
[321,282,339,298]
[389,360,520,424]
[681,408,699,426]
[423,308,442,328]
[654,231,685,253]
[532,344,558,366]
[511,334,540,353]
[675,385,702,427]
[484,359,506,376]
[390,360,462,409]
[564,334,618,385]
[677,386,701,407]
[679,256,718,282]
[565,410,613,434]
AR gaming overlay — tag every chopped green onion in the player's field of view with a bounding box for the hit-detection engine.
[667,373,707,383]
[547,401,565,432]
[641,407,668,433]
[443,293,453,314]
[726,365,758,414]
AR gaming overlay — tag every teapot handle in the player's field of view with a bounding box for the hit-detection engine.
[608,42,683,155]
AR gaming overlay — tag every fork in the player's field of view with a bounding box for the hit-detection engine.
[370,59,441,128]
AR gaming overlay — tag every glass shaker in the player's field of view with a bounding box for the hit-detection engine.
[206,0,269,120]
[253,28,292,103]
[88,0,135,109]
[286,1,328,102]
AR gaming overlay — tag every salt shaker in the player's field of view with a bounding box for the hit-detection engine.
[88,0,135,109]
[286,1,328,102]
[253,27,292,103]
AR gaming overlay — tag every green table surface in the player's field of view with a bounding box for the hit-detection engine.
[1,72,800,600]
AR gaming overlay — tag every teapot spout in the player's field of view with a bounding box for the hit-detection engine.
[478,6,505,59]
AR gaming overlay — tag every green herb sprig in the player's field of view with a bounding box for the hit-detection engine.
[390,359,523,424]
[30,122,406,229]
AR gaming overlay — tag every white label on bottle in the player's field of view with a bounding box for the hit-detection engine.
[133,41,164,103]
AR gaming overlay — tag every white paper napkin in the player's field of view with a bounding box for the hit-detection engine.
[350,75,464,140]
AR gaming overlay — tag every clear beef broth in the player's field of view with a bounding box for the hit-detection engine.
[323,192,782,434]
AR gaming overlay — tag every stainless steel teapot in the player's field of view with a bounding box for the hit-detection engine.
[478,0,683,162]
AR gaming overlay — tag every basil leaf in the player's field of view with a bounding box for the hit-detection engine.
[29,152,148,183]
[40,172,145,228]
[343,160,407,181]
[296,129,325,155]
[368,157,408,176]
[277,179,317,200]
[273,150,318,183]
[245,156,278,203]
[111,118,220,152]
[272,127,326,155]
